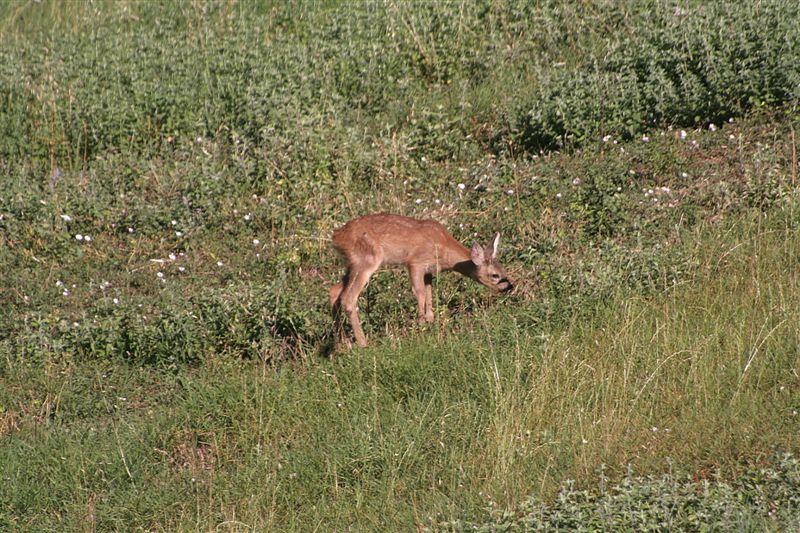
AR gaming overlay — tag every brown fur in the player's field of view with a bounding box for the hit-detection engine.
[330,214,512,347]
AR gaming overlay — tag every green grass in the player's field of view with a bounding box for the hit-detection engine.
[1,0,800,530]
[440,453,800,531]
[2,210,799,531]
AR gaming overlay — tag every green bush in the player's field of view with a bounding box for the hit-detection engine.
[1,1,798,167]
[513,2,800,151]
[437,453,800,532]
[6,282,325,367]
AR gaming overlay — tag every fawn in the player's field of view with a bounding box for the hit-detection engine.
[329,213,513,347]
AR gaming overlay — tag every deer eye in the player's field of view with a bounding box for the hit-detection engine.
[491,273,500,280]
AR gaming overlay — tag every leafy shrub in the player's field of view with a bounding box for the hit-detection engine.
[513,2,800,151]
[2,1,798,169]
[6,282,325,367]
[436,453,800,532]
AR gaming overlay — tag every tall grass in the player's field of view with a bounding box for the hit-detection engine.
[2,210,798,531]
[1,1,800,530]
[0,1,797,165]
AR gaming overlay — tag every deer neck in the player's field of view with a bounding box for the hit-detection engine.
[445,243,480,281]
[451,256,478,279]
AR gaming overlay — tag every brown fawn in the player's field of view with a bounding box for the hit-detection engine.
[329,213,513,347]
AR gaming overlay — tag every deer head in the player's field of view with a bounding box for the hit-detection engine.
[470,233,513,292]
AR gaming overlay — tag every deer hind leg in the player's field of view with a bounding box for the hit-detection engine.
[339,236,381,347]
[329,276,346,309]
[329,271,349,345]
[340,265,378,347]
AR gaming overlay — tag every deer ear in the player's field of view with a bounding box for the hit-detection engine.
[471,242,485,264]
[489,233,500,260]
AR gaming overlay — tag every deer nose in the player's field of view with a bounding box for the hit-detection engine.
[500,279,513,292]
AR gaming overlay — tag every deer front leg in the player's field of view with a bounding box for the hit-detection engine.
[423,273,434,322]
[409,266,433,323]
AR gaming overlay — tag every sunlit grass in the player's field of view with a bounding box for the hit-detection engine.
[1,0,799,530]
[2,210,799,530]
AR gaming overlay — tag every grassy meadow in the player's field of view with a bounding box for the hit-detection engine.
[1,1,800,531]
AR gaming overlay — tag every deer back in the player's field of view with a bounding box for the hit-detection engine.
[332,214,468,269]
